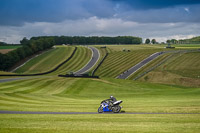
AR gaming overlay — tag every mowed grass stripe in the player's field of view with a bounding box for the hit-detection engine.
[35,78,76,94]
[0,77,86,105]
[128,53,172,80]
[0,76,200,113]
[1,93,52,104]
[50,46,92,75]
[0,78,59,94]
[0,78,44,92]
[50,47,85,74]
[96,51,153,77]
[0,78,38,87]
[18,79,57,94]
[96,52,128,76]
[15,46,75,74]
[0,93,46,105]
[164,52,200,78]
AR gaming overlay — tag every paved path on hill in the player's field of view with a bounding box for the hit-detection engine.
[117,49,200,79]
[0,110,199,114]
[74,46,100,75]
[117,52,164,79]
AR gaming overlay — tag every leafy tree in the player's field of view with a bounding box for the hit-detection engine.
[0,53,6,70]
[151,39,156,44]
[145,39,150,44]
[20,37,29,46]
[166,40,171,44]
[171,39,178,44]
[16,47,26,60]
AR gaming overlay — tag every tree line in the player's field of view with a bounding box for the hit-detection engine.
[167,36,200,44]
[0,36,142,71]
[145,36,200,45]
[0,37,55,71]
[31,36,142,45]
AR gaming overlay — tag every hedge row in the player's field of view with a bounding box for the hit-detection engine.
[31,36,142,45]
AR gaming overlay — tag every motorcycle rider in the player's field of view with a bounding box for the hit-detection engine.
[102,95,117,108]
[98,95,122,113]
[109,95,117,103]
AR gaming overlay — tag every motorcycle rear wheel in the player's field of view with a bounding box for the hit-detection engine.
[113,106,121,113]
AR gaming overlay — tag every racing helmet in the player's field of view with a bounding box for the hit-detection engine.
[110,95,113,98]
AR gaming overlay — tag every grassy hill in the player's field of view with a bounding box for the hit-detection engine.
[0,77,199,113]
[0,44,200,133]
[182,36,200,43]
[94,45,178,78]
[95,50,157,78]
[15,46,75,74]
[138,51,200,87]
[1,44,199,87]
[127,53,172,80]
[0,77,200,132]
[48,46,92,75]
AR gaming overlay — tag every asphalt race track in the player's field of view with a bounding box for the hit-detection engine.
[0,110,200,115]
[75,46,100,75]
[117,52,164,79]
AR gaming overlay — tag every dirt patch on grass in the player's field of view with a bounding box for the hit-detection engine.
[0,49,14,54]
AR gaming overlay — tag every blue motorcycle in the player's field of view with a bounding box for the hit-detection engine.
[98,99,123,113]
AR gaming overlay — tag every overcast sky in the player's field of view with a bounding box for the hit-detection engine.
[0,0,200,43]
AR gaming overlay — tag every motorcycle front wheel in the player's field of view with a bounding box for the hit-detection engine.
[98,106,103,113]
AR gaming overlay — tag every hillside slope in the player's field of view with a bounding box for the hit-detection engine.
[138,51,200,87]
[0,77,200,113]
[95,49,166,78]
[49,46,92,75]
[15,46,75,74]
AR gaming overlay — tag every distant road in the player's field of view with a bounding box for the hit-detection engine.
[75,46,100,75]
[117,52,164,79]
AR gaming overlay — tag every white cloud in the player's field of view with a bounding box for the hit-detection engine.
[0,17,200,43]
[184,7,190,13]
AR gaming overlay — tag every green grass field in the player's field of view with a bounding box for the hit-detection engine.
[0,77,200,113]
[0,44,200,132]
[171,44,200,48]
[127,53,172,80]
[138,51,200,87]
[1,114,200,133]
[48,46,92,75]
[0,45,22,49]
[95,49,167,78]
[0,77,200,132]
[15,46,75,74]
